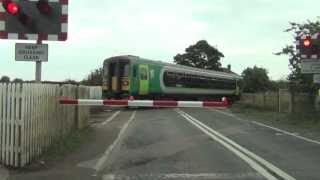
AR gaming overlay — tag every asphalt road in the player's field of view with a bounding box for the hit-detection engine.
[7,107,320,180]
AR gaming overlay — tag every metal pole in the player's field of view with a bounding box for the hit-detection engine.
[35,38,42,83]
[35,61,42,82]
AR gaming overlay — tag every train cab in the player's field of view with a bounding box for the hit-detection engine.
[103,57,131,98]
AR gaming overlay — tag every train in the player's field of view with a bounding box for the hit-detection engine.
[102,55,242,101]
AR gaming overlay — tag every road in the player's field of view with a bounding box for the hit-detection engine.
[8,108,320,180]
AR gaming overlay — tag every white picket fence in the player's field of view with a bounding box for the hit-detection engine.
[89,86,102,99]
[0,83,95,167]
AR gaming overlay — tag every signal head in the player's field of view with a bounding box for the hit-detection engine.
[3,1,20,16]
[36,0,52,15]
[303,36,312,47]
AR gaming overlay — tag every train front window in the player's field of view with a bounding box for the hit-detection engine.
[120,63,130,77]
[123,64,129,77]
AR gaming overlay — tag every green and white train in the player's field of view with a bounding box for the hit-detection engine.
[102,55,241,101]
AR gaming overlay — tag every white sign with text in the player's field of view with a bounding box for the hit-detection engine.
[15,43,48,62]
[301,59,320,74]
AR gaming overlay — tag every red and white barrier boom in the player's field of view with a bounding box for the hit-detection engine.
[59,97,230,108]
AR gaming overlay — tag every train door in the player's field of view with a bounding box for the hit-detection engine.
[119,63,130,92]
[109,63,118,92]
[139,64,149,95]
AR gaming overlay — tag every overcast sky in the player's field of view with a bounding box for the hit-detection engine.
[0,0,319,81]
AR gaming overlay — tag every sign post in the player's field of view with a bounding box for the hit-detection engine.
[36,39,42,82]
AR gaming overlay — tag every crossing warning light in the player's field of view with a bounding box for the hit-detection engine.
[303,36,312,47]
[36,0,52,15]
[5,1,20,16]
[0,0,68,41]
[297,33,320,59]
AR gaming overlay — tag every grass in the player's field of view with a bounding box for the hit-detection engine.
[231,103,320,131]
[41,127,95,162]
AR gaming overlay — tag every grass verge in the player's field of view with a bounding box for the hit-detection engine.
[15,127,95,172]
[231,103,320,131]
[42,127,95,162]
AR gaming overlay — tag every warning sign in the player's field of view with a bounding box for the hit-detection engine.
[15,43,48,62]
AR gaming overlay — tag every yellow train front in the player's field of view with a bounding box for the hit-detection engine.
[102,55,241,101]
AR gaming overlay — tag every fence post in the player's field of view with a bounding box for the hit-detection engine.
[263,92,266,108]
[278,89,281,113]
[289,91,294,113]
[75,85,79,129]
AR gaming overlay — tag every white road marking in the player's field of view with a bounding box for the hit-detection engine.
[176,110,277,180]
[252,121,320,145]
[213,109,320,146]
[102,111,121,125]
[103,174,115,180]
[176,109,296,180]
[94,111,136,171]
[102,173,263,180]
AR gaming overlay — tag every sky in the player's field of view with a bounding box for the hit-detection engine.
[0,0,320,81]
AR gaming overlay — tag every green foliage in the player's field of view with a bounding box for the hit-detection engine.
[41,128,94,161]
[64,79,79,85]
[241,66,271,93]
[269,80,290,90]
[12,78,23,83]
[0,76,10,83]
[275,18,320,93]
[81,67,103,86]
[231,103,320,130]
[174,40,224,70]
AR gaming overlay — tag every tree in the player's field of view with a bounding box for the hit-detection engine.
[0,76,10,83]
[174,40,224,70]
[81,67,103,86]
[275,18,320,93]
[269,80,290,91]
[12,78,23,83]
[64,79,78,85]
[241,66,271,93]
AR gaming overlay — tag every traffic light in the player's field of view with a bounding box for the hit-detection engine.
[3,1,20,16]
[297,34,320,59]
[36,0,52,15]
[303,36,312,48]
[0,0,68,41]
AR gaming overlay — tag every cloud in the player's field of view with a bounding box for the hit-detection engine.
[1,0,319,81]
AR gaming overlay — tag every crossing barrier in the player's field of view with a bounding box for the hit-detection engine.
[59,97,230,108]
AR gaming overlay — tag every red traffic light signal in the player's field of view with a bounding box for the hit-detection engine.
[303,36,312,47]
[3,0,20,16]
[37,0,52,15]
[2,0,33,26]
[7,2,19,15]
